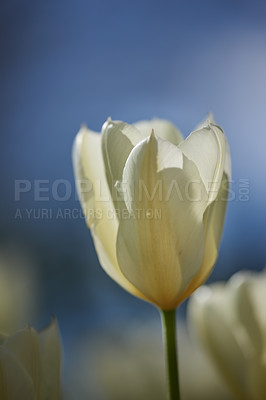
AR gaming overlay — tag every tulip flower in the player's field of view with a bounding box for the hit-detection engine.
[0,318,62,400]
[188,271,266,400]
[73,116,230,400]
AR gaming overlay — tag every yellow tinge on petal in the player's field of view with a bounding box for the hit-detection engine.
[116,132,208,310]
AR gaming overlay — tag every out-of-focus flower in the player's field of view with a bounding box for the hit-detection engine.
[73,116,230,310]
[66,320,232,400]
[0,318,62,400]
[0,251,37,334]
[188,270,266,400]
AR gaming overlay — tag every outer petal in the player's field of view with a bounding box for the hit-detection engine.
[134,118,183,145]
[179,123,227,204]
[0,346,36,400]
[179,173,229,301]
[38,318,62,400]
[101,119,144,208]
[116,133,208,310]
[178,130,231,301]
[195,114,231,179]
[72,126,148,301]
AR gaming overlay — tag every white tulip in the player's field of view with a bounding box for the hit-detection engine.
[73,116,230,310]
[0,318,62,400]
[188,270,266,400]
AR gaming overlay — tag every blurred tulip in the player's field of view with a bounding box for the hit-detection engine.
[0,318,62,400]
[65,319,232,400]
[0,251,37,334]
[188,270,266,400]
[73,116,231,310]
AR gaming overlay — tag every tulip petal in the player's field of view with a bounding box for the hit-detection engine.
[179,173,229,302]
[197,115,231,180]
[0,346,36,400]
[134,118,183,145]
[178,129,231,301]
[179,123,227,204]
[116,133,208,310]
[73,126,149,301]
[38,318,61,400]
[195,115,231,180]
[73,126,109,227]
[101,119,144,207]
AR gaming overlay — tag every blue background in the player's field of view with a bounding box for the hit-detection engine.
[1,0,266,394]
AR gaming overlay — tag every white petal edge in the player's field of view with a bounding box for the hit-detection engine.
[134,118,183,145]
[179,123,227,204]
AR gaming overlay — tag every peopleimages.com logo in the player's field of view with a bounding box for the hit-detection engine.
[14,178,250,221]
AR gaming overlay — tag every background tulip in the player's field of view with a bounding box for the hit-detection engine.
[66,319,232,400]
[73,116,231,310]
[0,252,36,335]
[0,319,62,400]
[188,270,266,400]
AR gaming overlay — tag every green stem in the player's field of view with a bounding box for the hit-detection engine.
[160,309,180,400]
